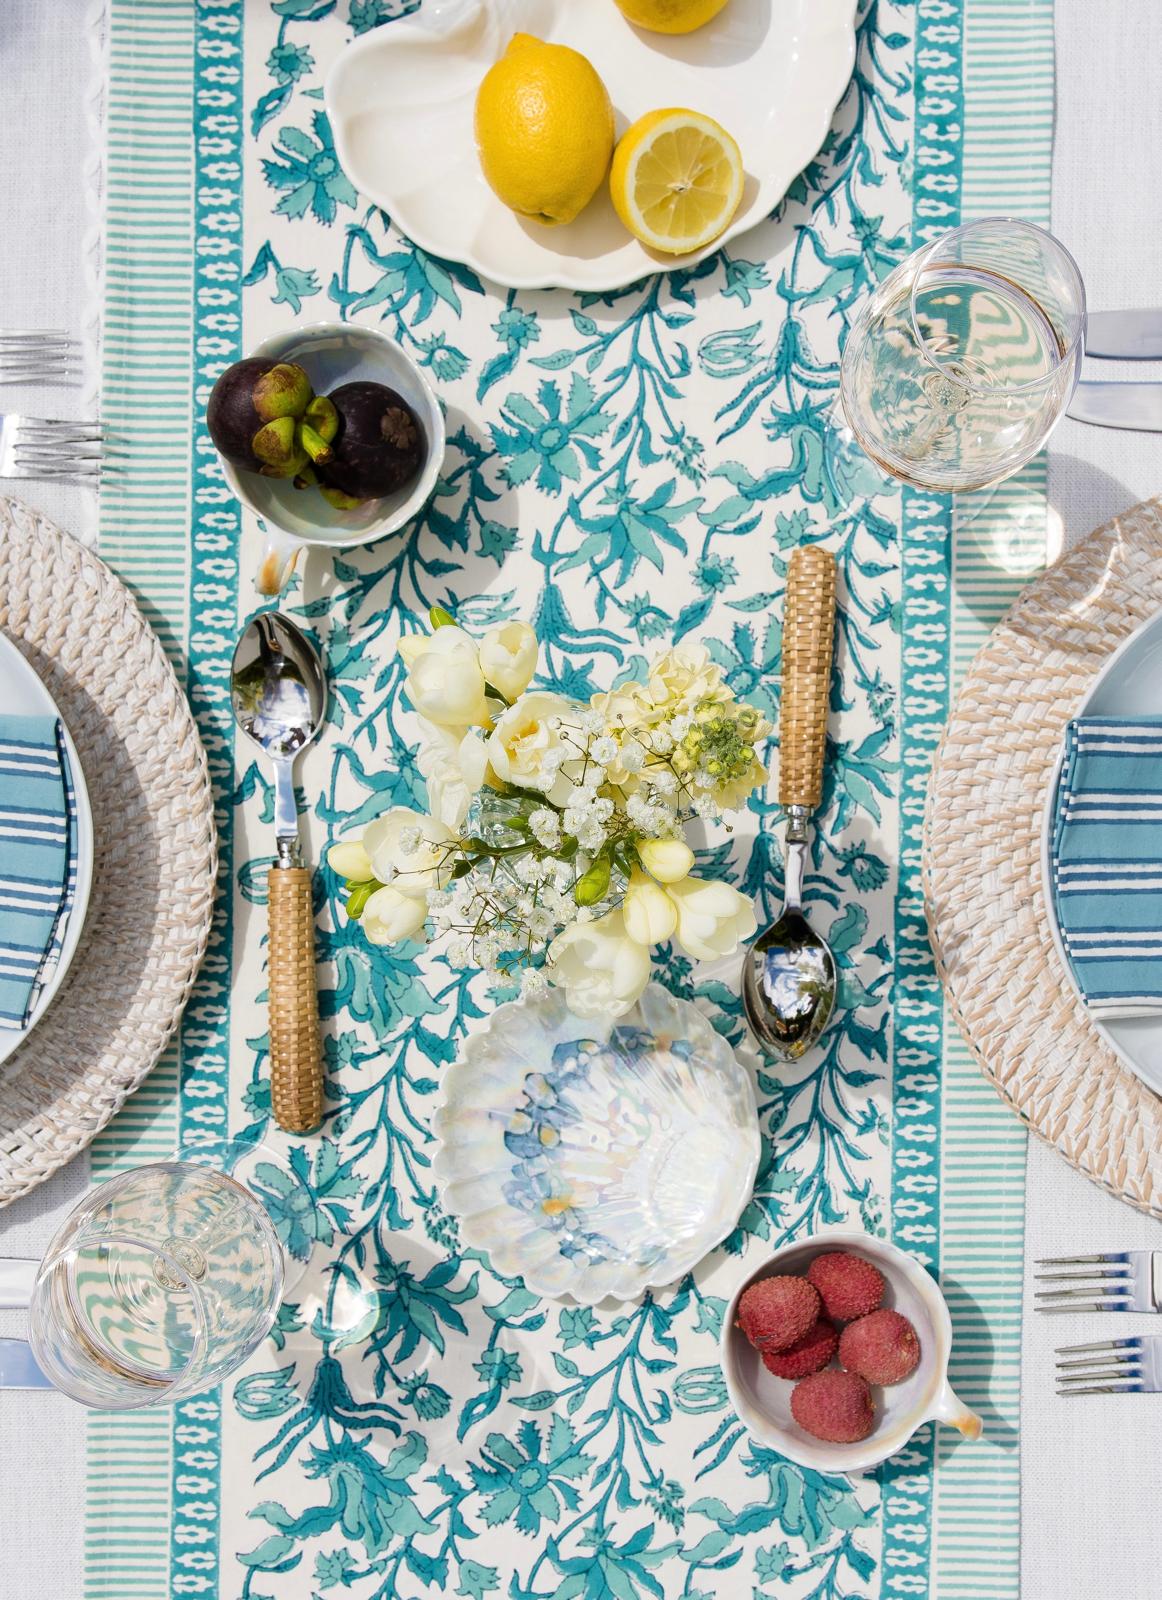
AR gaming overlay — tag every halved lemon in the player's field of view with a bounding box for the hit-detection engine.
[609,108,744,255]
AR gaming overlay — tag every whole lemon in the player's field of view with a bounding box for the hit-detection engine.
[613,0,731,33]
[475,34,614,225]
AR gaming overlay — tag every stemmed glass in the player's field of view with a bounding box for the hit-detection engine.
[839,217,1086,493]
[24,1160,284,1410]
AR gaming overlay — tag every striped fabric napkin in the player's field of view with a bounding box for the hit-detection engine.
[1051,717,1162,1018]
[0,714,76,1032]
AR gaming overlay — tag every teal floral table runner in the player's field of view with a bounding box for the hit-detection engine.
[87,2,1052,1597]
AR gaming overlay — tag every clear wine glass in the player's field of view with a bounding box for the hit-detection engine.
[839,217,1085,493]
[26,1160,284,1410]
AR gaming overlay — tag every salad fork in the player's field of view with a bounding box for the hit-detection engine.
[0,413,105,481]
[1035,1251,1162,1313]
[1056,1337,1162,1395]
[0,329,80,386]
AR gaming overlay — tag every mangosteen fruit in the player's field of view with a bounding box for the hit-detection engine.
[207,357,313,477]
[315,382,426,504]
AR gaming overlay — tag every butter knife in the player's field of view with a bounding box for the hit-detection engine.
[0,1338,51,1389]
[1067,381,1162,432]
[1085,309,1162,360]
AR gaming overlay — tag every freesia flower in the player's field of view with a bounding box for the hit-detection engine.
[480,621,538,703]
[622,868,678,946]
[362,884,429,945]
[487,692,579,805]
[636,837,694,884]
[327,838,374,881]
[399,625,488,729]
[417,719,488,831]
[666,876,756,962]
[364,807,454,897]
[547,908,651,1019]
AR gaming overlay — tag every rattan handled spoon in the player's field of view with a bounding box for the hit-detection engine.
[231,612,327,1133]
[742,546,838,1060]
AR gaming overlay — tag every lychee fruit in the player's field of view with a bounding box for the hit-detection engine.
[839,1309,921,1385]
[737,1275,821,1352]
[791,1367,875,1443]
[807,1251,885,1321]
[760,1318,838,1380]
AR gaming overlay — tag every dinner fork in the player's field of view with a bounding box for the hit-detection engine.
[0,329,80,385]
[0,413,105,481]
[1035,1251,1162,1313]
[1056,1337,1162,1395]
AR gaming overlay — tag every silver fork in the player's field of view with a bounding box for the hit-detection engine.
[1056,1337,1162,1395]
[1035,1251,1162,1313]
[0,329,81,385]
[0,413,105,481]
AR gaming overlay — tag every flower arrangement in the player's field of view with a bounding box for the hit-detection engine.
[328,609,771,1018]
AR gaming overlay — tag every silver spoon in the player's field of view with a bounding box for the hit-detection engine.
[231,611,327,1133]
[742,546,839,1060]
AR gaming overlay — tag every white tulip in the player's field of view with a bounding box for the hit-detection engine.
[364,807,455,898]
[361,884,429,945]
[487,691,580,805]
[667,876,757,962]
[636,836,694,884]
[622,868,677,947]
[402,626,489,729]
[327,838,374,881]
[547,908,651,1020]
[480,621,539,704]
[417,719,488,831]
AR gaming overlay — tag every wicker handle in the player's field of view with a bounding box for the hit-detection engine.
[267,865,323,1134]
[779,545,837,812]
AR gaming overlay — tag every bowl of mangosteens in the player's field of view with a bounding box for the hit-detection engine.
[206,321,445,593]
[720,1230,982,1474]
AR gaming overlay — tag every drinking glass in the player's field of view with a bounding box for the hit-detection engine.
[839,218,1085,493]
[27,1161,283,1410]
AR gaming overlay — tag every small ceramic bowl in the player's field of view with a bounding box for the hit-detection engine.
[217,320,445,593]
[720,1230,981,1474]
[432,983,760,1305]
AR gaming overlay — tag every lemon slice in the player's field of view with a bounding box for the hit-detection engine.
[610,108,744,255]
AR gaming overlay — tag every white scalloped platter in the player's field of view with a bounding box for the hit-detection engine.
[432,983,760,1304]
[325,0,858,291]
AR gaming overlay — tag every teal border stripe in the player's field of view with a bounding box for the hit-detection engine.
[169,1,244,1595]
[883,1,964,1595]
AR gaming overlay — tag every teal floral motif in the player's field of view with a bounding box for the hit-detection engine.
[266,40,313,83]
[490,374,614,493]
[470,1417,594,1535]
[263,111,358,224]
[243,241,322,313]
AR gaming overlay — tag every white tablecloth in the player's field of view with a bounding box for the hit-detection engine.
[3,3,1162,1596]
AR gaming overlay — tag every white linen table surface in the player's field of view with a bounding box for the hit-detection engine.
[0,4,98,1598]
[4,2,1162,1598]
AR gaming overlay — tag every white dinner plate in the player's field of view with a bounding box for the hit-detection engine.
[1040,608,1162,1097]
[0,632,93,1068]
[325,0,858,292]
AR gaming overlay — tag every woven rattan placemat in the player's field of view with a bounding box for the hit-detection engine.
[0,497,216,1208]
[925,495,1162,1217]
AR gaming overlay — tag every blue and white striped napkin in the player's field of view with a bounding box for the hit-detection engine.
[0,715,76,1032]
[1051,718,1162,1018]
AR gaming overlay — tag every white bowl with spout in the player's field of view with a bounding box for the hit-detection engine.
[721,1230,982,1474]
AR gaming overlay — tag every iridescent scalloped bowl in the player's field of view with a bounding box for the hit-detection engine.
[431,984,760,1305]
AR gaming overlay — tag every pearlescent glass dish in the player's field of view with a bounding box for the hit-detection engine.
[432,984,760,1305]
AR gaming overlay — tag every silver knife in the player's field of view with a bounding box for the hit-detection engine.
[1067,381,1162,432]
[0,1338,51,1389]
[1085,310,1162,360]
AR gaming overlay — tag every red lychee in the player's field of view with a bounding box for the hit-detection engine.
[760,1318,838,1380]
[807,1251,885,1322]
[737,1274,821,1352]
[839,1309,921,1385]
[791,1367,875,1443]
